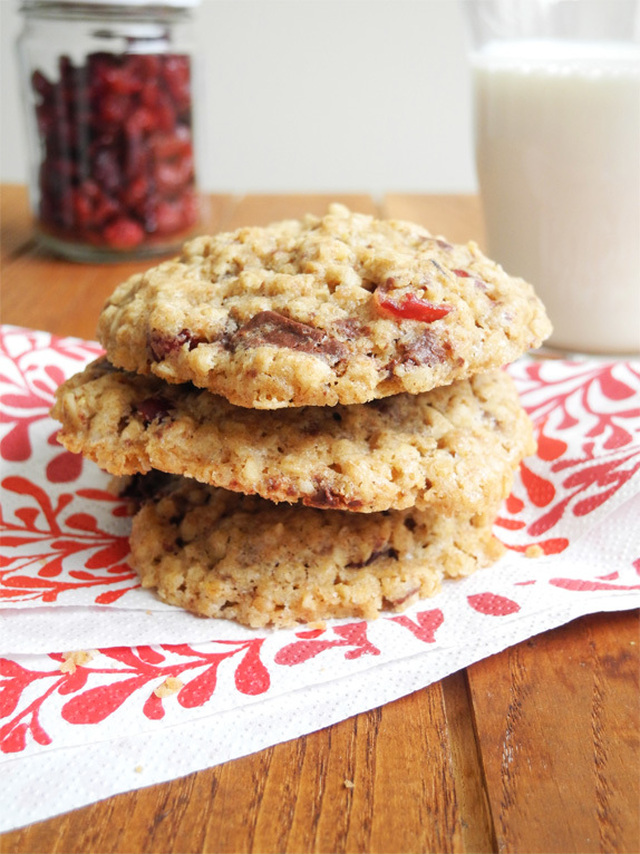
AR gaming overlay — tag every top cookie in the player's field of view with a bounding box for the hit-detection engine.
[98,204,551,409]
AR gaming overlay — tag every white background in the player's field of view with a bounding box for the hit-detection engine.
[0,0,477,194]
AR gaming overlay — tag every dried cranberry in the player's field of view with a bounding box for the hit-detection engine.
[99,93,131,126]
[71,188,95,229]
[156,157,194,194]
[120,175,149,209]
[30,49,197,253]
[128,53,162,82]
[162,55,191,112]
[92,148,121,194]
[100,64,140,96]
[152,93,177,133]
[154,200,187,235]
[31,69,53,99]
[126,106,156,136]
[136,397,173,424]
[373,288,452,323]
[103,218,145,250]
[92,194,120,227]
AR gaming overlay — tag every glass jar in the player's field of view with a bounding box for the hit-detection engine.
[17,0,202,262]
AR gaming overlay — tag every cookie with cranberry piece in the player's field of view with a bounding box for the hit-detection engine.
[97,204,551,409]
[51,357,535,515]
[126,473,505,628]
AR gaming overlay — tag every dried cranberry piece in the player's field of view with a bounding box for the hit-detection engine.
[31,69,53,99]
[99,92,131,126]
[103,218,145,250]
[135,397,173,424]
[155,199,188,235]
[126,106,156,136]
[91,148,121,194]
[156,156,194,194]
[452,268,487,290]
[119,175,149,210]
[72,188,93,225]
[152,125,192,159]
[71,181,118,234]
[162,54,192,113]
[152,93,177,133]
[128,53,163,83]
[373,286,452,323]
[100,64,141,96]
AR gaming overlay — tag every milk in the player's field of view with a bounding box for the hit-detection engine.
[473,40,640,353]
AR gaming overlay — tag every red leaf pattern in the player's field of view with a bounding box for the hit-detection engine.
[389,609,445,643]
[0,328,102,465]
[0,640,272,752]
[467,593,521,616]
[142,692,165,721]
[234,642,271,694]
[274,622,381,665]
[0,329,139,606]
[496,360,640,555]
[549,578,640,593]
[0,476,137,603]
[62,676,149,724]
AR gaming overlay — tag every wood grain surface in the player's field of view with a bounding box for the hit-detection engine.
[1,186,638,854]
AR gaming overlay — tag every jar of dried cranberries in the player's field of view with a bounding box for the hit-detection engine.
[17,0,202,262]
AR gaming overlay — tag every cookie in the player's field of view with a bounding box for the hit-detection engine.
[97,204,551,409]
[51,357,535,515]
[127,474,506,628]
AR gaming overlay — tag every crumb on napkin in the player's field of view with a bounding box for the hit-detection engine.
[60,650,94,673]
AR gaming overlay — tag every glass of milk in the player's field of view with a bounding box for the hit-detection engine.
[463,0,640,354]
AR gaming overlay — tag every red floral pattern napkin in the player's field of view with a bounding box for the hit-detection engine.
[1,325,639,831]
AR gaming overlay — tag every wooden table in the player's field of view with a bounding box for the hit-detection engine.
[1,185,638,854]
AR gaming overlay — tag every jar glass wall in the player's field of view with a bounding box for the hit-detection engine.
[17,0,202,262]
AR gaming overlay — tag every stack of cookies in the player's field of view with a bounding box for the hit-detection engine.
[51,205,551,628]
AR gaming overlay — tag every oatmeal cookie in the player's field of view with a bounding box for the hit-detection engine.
[51,357,535,515]
[97,204,551,409]
[127,474,506,628]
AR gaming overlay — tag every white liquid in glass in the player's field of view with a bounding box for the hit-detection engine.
[473,40,640,353]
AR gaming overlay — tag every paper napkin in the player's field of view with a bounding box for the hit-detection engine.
[1,324,639,832]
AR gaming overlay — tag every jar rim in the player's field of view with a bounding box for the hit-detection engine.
[21,0,200,9]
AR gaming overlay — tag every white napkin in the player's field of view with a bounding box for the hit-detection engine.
[1,325,639,832]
